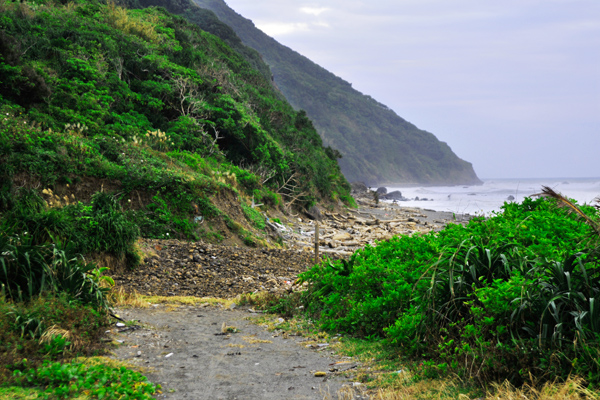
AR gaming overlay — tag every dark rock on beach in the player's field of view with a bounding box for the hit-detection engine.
[376,187,387,195]
[381,190,403,200]
[350,181,369,195]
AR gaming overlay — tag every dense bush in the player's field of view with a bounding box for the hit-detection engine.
[0,0,350,208]
[0,294,109,379]
[300,197,600,385]
[1,189,139,263]
[0,233,114,310]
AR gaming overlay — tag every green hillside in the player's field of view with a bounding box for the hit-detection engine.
[0,0,350,256]
[187,0,481,186]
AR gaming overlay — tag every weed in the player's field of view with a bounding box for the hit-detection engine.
[12,360,160,399]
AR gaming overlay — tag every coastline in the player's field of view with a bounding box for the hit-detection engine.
[279,192,471,257]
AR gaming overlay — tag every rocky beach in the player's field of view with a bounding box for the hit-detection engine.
[112,188,467,299]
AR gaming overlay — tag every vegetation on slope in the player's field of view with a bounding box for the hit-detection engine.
[190,0,481,186]
[0,0,350,393]
[0,0,350,244]
[295,196,600,387]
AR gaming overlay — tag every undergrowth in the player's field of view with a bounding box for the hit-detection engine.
[292,196,600,388]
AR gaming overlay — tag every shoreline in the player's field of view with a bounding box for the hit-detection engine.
[278,194,471,257]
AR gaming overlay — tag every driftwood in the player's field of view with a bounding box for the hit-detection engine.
[319,248,353,256]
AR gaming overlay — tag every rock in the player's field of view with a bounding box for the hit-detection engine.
[507,195,515,200]
[382,190,403,200]
[350,181,369,195]
[305,205,322,221]
[376,187,387,195]
[332,232,352,241]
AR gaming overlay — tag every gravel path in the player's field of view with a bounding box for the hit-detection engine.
[111,305,363,400]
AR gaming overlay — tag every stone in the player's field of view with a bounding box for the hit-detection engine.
[305,205,322,221]
[332,232,352,241]
[382,190,403,200]
[350,181,369,194]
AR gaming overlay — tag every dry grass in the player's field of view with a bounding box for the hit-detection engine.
[73,356,143,371]
[39,325,83,351]
[108,286,237,309]
[242,335,272,344]
[330,376,599,400]
[107,286,149,308]
[333,372,466,400]
[486,377,600,400]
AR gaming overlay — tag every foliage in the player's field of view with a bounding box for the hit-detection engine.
[0,232,113,310]
[12,360,159,399]
[299,197,600,386]
[0,0,349,207]
[241,203,265,230]
[1,189,139,266]
[0,294,108,379]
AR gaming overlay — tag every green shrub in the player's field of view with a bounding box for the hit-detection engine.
[299,197,600,385]
[0,294,108,371]
[241,204,265,230]
[12,360,159,399]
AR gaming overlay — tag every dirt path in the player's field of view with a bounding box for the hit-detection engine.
[111,304,363,400]
[108,203,461,399]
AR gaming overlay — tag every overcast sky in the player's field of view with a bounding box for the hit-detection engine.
[223,0,600,179]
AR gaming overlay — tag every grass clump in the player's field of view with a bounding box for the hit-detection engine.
[241,203,265,230]
[0,294,108,380]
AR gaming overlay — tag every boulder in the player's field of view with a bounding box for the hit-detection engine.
[305,205,323,221]
[382,190,403,200]
[350,181,369,195]
[376,187,387,195]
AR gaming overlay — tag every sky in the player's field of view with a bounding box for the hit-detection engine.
[222,0,600,179]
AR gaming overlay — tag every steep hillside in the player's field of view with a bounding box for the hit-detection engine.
[190,0,481,186]
[0,0,351,266]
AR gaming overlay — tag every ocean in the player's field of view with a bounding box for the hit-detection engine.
[384,178,600,216]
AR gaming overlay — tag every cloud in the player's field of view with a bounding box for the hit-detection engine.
[254,21,310,36]
[299,7,329,16]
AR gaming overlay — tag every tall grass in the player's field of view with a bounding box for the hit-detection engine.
[0,233,113,310]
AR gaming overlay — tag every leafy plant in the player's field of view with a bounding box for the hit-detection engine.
[298,196,600,386]
[12,360,160,399]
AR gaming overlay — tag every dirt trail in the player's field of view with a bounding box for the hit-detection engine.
[109,202,461,399]
[111,305,364,400]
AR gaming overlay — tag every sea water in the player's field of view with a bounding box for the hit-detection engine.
[385,178,600,216]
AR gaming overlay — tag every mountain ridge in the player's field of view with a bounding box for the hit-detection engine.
[190,0,482,186]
